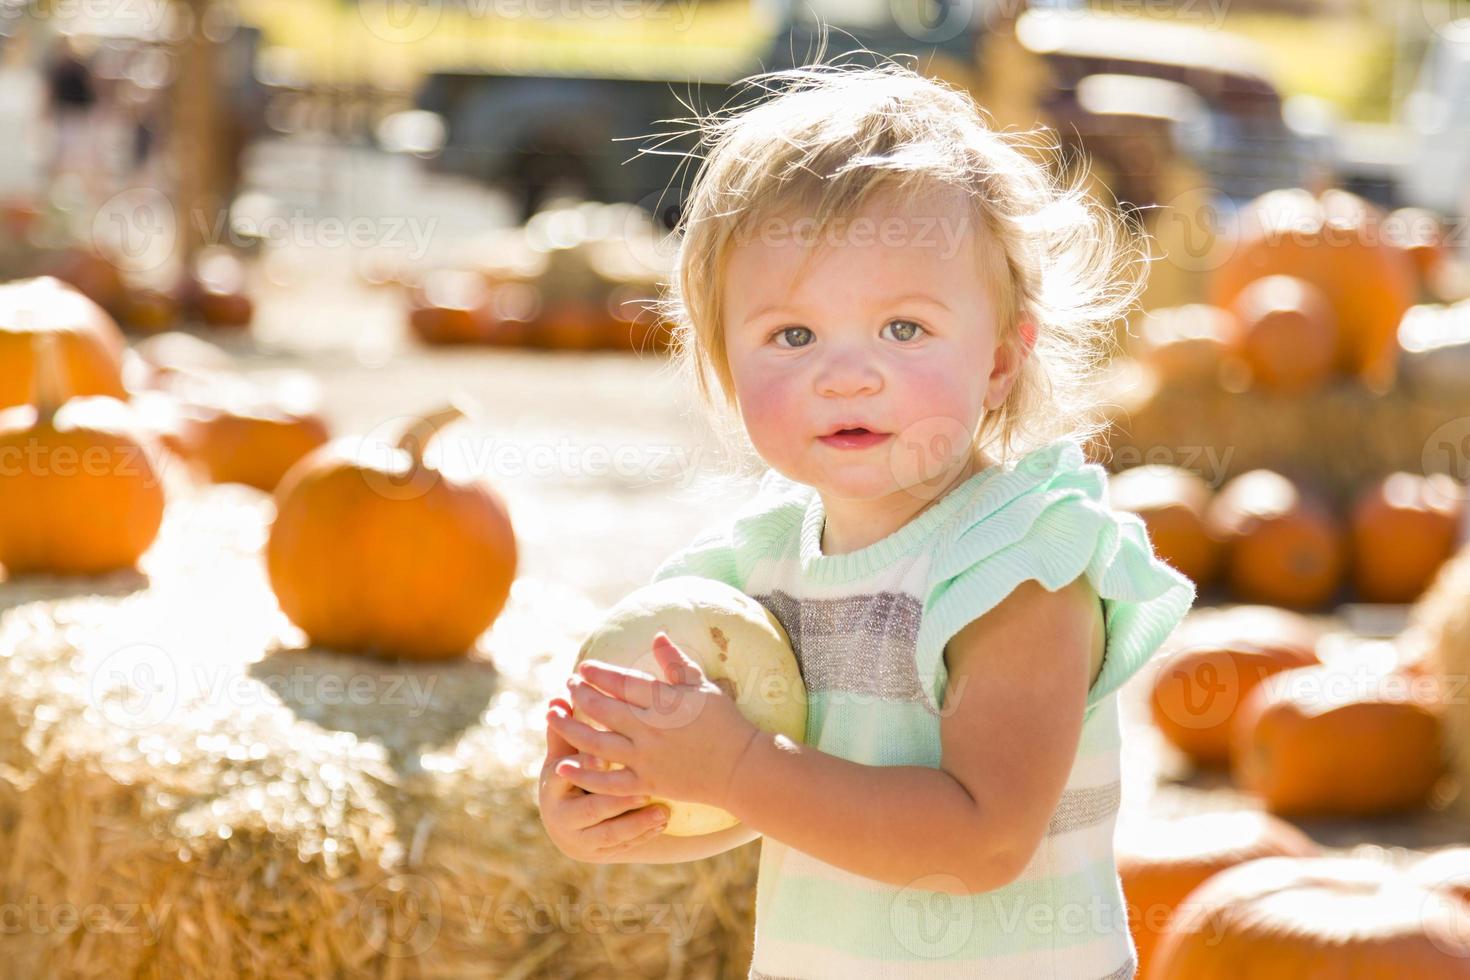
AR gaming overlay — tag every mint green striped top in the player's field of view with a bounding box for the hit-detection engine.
[651,437,1197,979]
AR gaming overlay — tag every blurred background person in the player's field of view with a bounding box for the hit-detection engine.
[43,33,101,200]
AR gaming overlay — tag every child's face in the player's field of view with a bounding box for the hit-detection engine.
[722,186,1020,499]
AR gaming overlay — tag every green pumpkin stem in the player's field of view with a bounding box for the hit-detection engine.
[396,395,478,466]
[31,330,70,421]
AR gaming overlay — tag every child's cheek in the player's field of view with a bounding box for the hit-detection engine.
[891,354,985,430]
[737,370,807,464]
[882,356,990,476]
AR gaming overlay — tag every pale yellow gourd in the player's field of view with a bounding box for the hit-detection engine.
[572,576,808,836]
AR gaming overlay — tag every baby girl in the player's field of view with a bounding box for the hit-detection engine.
[538,60,1195,979]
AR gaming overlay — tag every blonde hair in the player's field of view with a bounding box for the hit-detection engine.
[648,53,1145,487]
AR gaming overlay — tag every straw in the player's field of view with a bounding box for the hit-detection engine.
[0,473,759,978]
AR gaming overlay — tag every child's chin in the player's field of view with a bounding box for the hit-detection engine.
[813,465,903,498]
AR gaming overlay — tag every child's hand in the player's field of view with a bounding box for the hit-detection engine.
[550,632,760,812]
[538,695,671,861]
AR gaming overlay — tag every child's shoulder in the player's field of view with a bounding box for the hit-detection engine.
[936,436,1102,541]
[917,435,1198,714]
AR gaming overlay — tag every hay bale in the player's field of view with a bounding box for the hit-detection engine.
[0,482,759,978]
[1410,541,1470,819]
[1098,358,1470,509]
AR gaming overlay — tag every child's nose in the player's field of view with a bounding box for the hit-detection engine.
[814,350,883,399]
[816,365,883,399]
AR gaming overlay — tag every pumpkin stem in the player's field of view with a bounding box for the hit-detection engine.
[396,394,479,465]
[31,330,70,421]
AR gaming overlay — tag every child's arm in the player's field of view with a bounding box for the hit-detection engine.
[723,576,1104,895]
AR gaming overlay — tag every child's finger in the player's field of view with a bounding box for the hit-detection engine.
[548,704,633,763]
[554,754,643,796]
[651,632,702,686]
[568,675,641,733]
[566,790,656,831]
[544,706,579,760]
[575,660,660,709]
[593,807,670,855]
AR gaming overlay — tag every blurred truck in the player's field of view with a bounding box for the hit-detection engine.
[413,0,984,226]
[414,2,1314,227]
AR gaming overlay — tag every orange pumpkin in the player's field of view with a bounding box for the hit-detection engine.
[1209,188,1418,389]
[182,248,254,328]
[195,286,254,328]
[603,285,656,352]
[266,403,517,659]
[1170,604,1326,657]
[1148,856,1470,979]
[1231,664,1445,816]
[534,298,609,350]
[1226,275,1337,394]
[1318,626,1449,712]
[177,402,330,492]
[1350,472,1463,603]
[1117,811,1318,977]
[480,280,537,347]
[407,269,494,345]
[0,276,128,411]
[0,333,165,574]
[527,236,622,350]
[115,284,181,335]
[126,388,194,463]
[1206,470,1346,609]
[1132,304,1235,386]
[1150,638,1319,768]
[1109,464,1221,591]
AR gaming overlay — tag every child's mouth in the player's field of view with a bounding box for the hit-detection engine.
[818,427,891,449]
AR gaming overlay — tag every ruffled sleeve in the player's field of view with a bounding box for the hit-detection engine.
[648,468,811,591]
[914,438,1197,717]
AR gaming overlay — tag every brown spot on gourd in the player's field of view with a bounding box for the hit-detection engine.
[713,676,738,699]
[709,626,729,652]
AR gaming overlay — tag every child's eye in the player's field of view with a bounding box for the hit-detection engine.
[772,326,814,348]
[882,319,926,342]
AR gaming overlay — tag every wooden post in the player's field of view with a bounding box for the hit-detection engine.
[170,0,223,277]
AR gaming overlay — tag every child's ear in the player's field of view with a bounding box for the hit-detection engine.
[983,317,1033,410]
